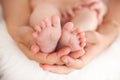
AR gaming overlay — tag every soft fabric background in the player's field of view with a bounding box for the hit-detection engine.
[0,6,120,80]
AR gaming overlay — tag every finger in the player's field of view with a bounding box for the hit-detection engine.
[57,47,71,57]
[34,52,60,65]
[40,64,74,74]
[31,43,40,53]
[70,49,85,59]
[85,31,99,43]
[34,47,71,65]
[45,47,71,64]
[61,56,84,69]
[81,44,101,65]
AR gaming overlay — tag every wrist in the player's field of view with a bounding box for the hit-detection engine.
[97,20,120,47]
[98,20,119,35]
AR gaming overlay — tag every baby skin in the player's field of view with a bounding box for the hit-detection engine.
[58,22,85,53]
[29,0,106,57]
[31,15,61,53]
[31,15,85,55]
[60,0,106,31]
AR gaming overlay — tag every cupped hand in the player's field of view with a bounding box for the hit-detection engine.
[16,26,72,65]
[19,41,71,65]
[40,31,108,74]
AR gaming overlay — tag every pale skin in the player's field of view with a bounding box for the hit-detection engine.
[1,0,83,65]
[71,0,107,30]
[30,15,86,54]
[41,0,120,74]
[30,0,86,54]
[1,0,120,74]
[1,0,69,65]
[30,0,106,54]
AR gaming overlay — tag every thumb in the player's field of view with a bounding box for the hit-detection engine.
[85,31,99,44]
[57,47,71,57]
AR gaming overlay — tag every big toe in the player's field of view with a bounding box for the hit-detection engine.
[63,22,74,32]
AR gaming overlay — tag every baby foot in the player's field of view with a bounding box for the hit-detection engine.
[31,15,61,53]
[58,22,86,54]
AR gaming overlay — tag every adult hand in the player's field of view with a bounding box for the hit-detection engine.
[40,30,109,74]
[34,47,71,65]
[14,25,71,65]
[18,41,71,65]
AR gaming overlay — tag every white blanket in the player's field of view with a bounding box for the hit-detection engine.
[0,7,120,80]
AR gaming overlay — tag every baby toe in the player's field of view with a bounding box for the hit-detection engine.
[52,15,60,27]
[63,22,74,31]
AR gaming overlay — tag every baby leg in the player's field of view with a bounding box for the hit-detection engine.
[30,3,61,53]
